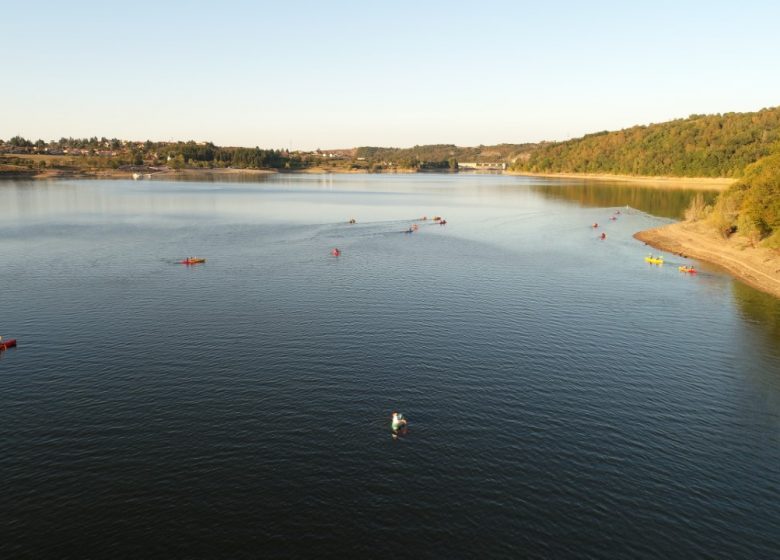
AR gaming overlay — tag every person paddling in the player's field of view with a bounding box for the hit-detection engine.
[391,411,407,432]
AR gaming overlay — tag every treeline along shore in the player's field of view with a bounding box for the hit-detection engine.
[0,137,534,178]
[2,105,779,297]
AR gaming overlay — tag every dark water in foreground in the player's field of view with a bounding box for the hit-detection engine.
[1,174,779,558]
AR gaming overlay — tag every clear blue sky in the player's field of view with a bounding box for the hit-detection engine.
[2,0,779,149]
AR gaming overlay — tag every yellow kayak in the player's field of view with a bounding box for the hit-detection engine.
[644,257,664,265]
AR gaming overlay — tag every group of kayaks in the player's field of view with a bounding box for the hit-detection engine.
[645,255,698,273]
[406,215,446,234]
[593,210,699,274]
[592,210,621,240]
[347,215,447,239]
[177,215,448,264]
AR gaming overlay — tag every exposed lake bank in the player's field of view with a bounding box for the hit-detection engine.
[1,165,737,187]
[635,221,780,299]
[510,171,734,190]
[0,166,278,181]
[0,166,429,181]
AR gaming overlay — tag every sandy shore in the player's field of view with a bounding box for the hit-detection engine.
[0,166,280,181]
[286,166,419,174]
[0,167,146,180]
[635,221,780,299]
[152,168,276,178]
[510,171,734,190]
[0,165,420,180]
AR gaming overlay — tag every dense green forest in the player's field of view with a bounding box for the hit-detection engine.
[704,152,780,247]
[514,107,780,178]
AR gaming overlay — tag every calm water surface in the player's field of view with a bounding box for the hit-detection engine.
[1,174,778,558]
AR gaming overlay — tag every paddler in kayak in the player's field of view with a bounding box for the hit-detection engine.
[391,411,407,432]
[331,248,341,257]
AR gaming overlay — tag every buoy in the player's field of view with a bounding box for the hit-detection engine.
[331,248,341,257]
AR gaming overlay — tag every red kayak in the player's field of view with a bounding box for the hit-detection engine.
[180,258,206,265]
[0,338,17,351]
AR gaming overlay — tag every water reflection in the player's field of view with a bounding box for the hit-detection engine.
[530,180,718,219]
[732,281,780,349]
[156,171,274,183]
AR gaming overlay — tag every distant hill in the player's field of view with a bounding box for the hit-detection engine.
[355,143,536,168]
[514,107,780,178]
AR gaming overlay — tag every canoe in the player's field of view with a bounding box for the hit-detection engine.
[180,258,206,265]
[0,338,17,351]
[678,266,698,274]
[644,257,664,264]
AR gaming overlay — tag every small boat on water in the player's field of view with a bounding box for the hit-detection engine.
[0,338,17,351]
[645,256,664,265]
[180,257,206,265]
[679,266,698,274]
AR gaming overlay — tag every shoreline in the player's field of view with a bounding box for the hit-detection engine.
[153,168,276,178]
[0,167,279,181]
[2,167,736,187]
[634,221,780,299]
[509,171,734,190]
[0,166,425,180]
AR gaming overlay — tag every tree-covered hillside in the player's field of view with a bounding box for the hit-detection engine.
[515,107,780,178]
[707,152,780,247]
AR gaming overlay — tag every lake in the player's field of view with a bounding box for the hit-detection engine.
[1,173,778,558]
